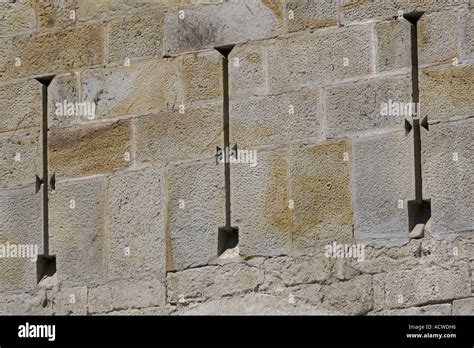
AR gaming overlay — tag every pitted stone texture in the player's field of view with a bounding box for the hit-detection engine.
[452,297,474,315]
[80,59,181,120]
[107,167,166,280]
[135,104,222,165]
[290,140,353,254]
[417,10,461,66]
[419,65,474,122]
[326,74,412,137]
[52,286,88,315]
[107,13,164,64]
[375,18,412,73]
[230,88,322,148]
[229,43,266,98]
[286,0,338,32]
[49,177,106,286]
[48,74,79,129]
[0,291,52,315]
[167,264,261,303]
[0,1,35,35]
[374,263,471,309]
[463,8,474,60]
[182,50,222,103]
[422,119,473,238]
[49,120,131,179]
[0,26,103,83]
[0,79,41,133]
[354,131,414,247]
[0,185,42,293]
[33,0,76,30]
[339,0,466,24]
[322,275,373,315]
[163,0,284,55]
[166,158,225,271]
[0,129,42,188]
[176,293,331,315]
[267,25,372,93]
[232,148,292,257]
[88,279,165,313]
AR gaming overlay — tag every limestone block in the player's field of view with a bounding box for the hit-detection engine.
[422,119,473,237]
[375,18,412,72]
[229,43,266,98]
[107,13,164,64]
[452,297,474,315]
[290,140,353,254]
[353,131,414,247]
[107,167,166,280]
[135,104,223,165]
[419,65,474,123]
[286,0,338,32]
[326,74,412,137]
[80,59,181,119]
[49,177,106,286]
[48,120,132,179]
[166,158,225,271]
[267,25,372,93]
[374,263,471,309]
[167,263,261,303]
[0,79,41,133]
[0,185,42,293]
[163,0,284,55]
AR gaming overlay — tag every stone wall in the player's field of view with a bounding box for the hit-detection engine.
[0,0,472,315]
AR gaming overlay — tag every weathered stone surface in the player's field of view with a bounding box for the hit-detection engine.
[176,293,331,315]
[286,0,338,32]
[452,297,474,315]
[88,279,165,313]
[353,131,414,247]
[80,59,181,119]
[290,140,353,254]
[49,120,131,179]
[339,0,466,24]
[422,119,474,238]
[0,1,35,35]
[182,50,222,103]
[166,158,225,271]
[167,263,261,303]
[230,88,322,148]
[107,13,164,64]
[0,291,52,315]
[0,79,42,133]
[375,18,412,73]
[0,129,42,188]
[49,177,106,286]
[419,65,474,123]
[375,303,452,315]
[374,263,471,309]
[322,275,373,315]
[326,74,412,137]
[0,26,103,82]
[0,185,42,293]
[231,148,292,257]
[418,10,461,66]
[107,167,166,280]
[462,8,474,60]
[267,25,372,93]
[48,74,79,128]
[135,104,222,165]
[262,255,331,289]
[229,43,266,98]
[52,286,88,315]
[33,0,76,30]
[163,0,284,55]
